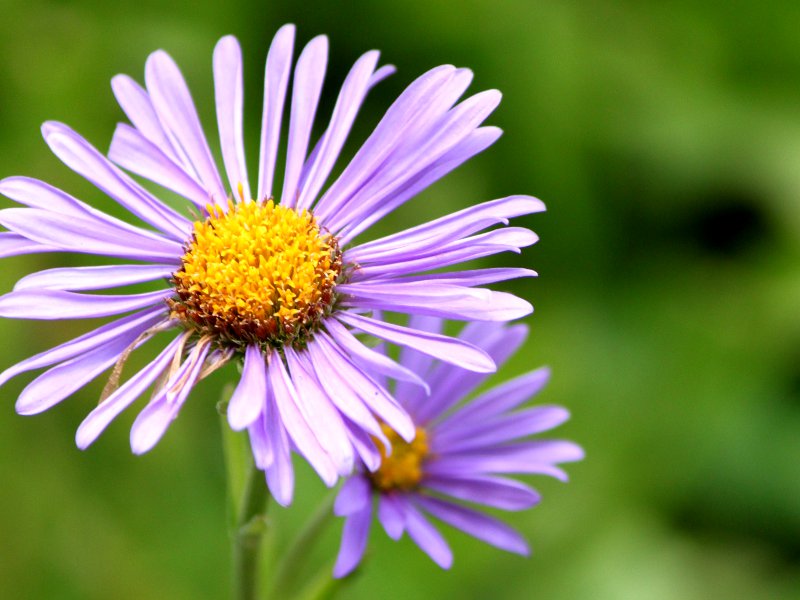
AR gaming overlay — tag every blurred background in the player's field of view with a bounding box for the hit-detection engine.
[1,0,799,598]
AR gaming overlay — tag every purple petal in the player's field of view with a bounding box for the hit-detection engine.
[41,121,191,240]
[301,340,387,443]
[0,208,182,263]
[265,385,294,506]
[109,123,210,208]
[284,347,354,475]
[296,50,380,210]
[312,333,415,442]
[248,409,274,470]
[348,195,544,263]
[281,35,328,208]
[341,282,532,322]
[76,333,185,449]
[144,50,227,204]
[315,65,462,223]
[412,322,528,424]
[390,268,537,288]
[423,474,540,511]
[0,306,167,388]
[433,406,571,454]
[416,496,529,555]
[327,88,501,235]
[427,441,585,480]
[323,318,429,392]
[130,341,210,454]
[334,474,371,516]
[257,24,295,200]
[441,368,551,429]
[111,74,183,165]
[338,312,495,374]
[15,317,155,415]
[0,232,56,258]
[333,502,372,578]
[267,352,338,486]
[346,420,383,472]
[227,344,267,431]
[14,264,174,292]
[403,500,453,569]
[0,288,172,320]
[377,494,406,540]
[213,36,251,201]
[350,227,538,279]
[341,125,502,244]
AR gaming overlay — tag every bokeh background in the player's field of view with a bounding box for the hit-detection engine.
[1,1,799,598]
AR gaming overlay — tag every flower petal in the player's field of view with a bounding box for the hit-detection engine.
[333,501,372,578]
[75,333,184,449]
[403,500,453,569]
[0,306,167,388]
[145,50,227,204]
[416,496,529,555]
[378,494,406,540]
[14,264,174,292]
[227,344,267,431]
[15,318,155,415]
[213,36,251,201]
[0,289,172,320]
[423,474,540,511]
[334,474,371,516]
[0,232,56,258]
[258,24,295,201]
[41,121,191,239]
[109,123,210,208]
[267,352,338,486]
[338,312,495,374]
[129,341,210,454]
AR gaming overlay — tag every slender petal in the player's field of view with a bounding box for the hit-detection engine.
[109,123,210,208]
[265,385,294,506]
[0,232,56,258]
[41,121,191,239]
[0,289,172,320]
[75,334,185,449]
[213,36,251,200]
[144,50,227,204]
[403,501,453,569]
[423,474,541,511]
[0,306,167,388]
[227,344,267,431]
[15,319,153,415]
[416,496,530,555]
[130,341,210,454]
[257,24,295,200]
[14,264,174,292]
[377,494,406,540]
[333,502,372,578]
[334,475,371,516]
[338,312,495,374]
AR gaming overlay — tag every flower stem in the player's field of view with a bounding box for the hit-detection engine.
[269,492,336,598]
[232,457,270,600]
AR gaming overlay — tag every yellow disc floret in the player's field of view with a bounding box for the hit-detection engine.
[369,424,429,492]
[170,199,342,347]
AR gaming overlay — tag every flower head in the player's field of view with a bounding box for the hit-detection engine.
[0,26,543,505]
[333,319,583,575]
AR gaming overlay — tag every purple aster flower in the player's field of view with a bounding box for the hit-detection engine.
[0,26,543,505]
[332,319,583,576]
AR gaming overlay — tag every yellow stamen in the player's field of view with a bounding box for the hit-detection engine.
[170,199,342,347]
[369,424,429,492]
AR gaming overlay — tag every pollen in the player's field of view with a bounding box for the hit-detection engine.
[369,424,429,492]
[169,199,342,348]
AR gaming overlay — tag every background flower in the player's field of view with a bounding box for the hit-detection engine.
[0,1,797,599]
[333,319,583,576]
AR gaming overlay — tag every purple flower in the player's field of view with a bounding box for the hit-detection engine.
[0,26,543,505]
[333,319,583,576]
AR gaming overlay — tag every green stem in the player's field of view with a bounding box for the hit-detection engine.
[232,460,270,600]
[269,492,336,598]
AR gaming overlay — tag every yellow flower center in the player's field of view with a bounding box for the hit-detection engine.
[170,199,342,347]
[369,424,429,492]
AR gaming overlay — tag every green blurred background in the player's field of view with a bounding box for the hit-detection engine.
[1,0,799,598]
